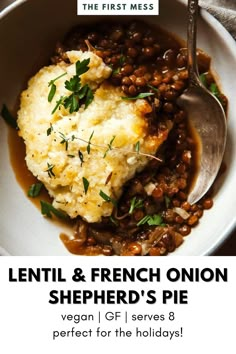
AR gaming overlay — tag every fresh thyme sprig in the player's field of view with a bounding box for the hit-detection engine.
[59,132,70,151]
[45,163,55,178]
[78,150,84,166]
[147,84,159,93]
[74,134,162,162]
[135,141,140,153]
[45,127,162,163]
[87,131,94,154]
[103,136,116,158]
[74,136,162,162]
[47,123,54,136]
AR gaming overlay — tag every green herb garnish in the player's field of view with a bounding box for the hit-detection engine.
[147,214,163,226]
[52,96,65,114]
[59,132,70,151]
[137,215,151,226]
[47,123,53,136]
[48,84,56,103]
[1,104,18,130]
[87,131,94,154]
[82,177,90,195]
[64,94,79,113]
[48,72,67,102]
[121,92,154,100]
[57,59,93,114]
[135,141,140,153]
[129,196,143,214]
[40,201,69,220]
[104,136,116,158]
[200,76,223,103]
[84,86,94,108]
[65,75,82,93]
[75,58,90,76]
[113,67,121,75]
[137,214,164,227]
[199,73,207,87]
[210,83,225,106]
[27,183,43,198]
[210,83,221,98]
[99,190,117,207]
[147,84,159,92]
[50,59,93,114]
[45,163,55,178]
[78,150,84,166]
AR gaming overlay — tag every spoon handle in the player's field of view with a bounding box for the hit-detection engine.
[187,0,201,86]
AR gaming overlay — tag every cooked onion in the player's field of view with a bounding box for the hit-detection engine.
[173,207,190,220]
[144,182,156,196]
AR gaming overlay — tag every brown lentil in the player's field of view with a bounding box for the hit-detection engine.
[142,46,155,57]
[179,224,191,236]
[163,102,175,113]
[175,215,184,224]
[122,76,132,86]
[172,199,181,207]
[187,215,199,226]
[132,32,143,43]
[128,85,137,96]
[102,245,113,256]
[127,242,142,255]
[135,77,147,87]
[121,64,134,76]
[152,187,164,199]
[202,198,214,210]
[149,247,161,256]
[181,201,191,211]
[133,209,145,222]
[127,47,139,58]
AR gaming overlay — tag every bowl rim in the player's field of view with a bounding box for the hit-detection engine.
[0,0,26,18]
[198,9,236,255]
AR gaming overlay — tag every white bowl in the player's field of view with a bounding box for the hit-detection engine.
[0,0,236,255]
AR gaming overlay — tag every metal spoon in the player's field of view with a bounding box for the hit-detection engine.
[177,0,227,204]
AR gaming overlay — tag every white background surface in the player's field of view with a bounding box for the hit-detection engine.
[0,257,235,354]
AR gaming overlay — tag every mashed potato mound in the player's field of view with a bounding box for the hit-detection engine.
[18,51,169,223]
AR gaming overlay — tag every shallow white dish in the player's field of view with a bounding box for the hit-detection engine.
[0,0,236,256]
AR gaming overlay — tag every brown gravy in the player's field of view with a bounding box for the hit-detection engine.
[8,128,51,208]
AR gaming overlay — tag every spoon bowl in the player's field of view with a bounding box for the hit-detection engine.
[178,83,227,204]
[178,0,227,204]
